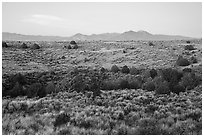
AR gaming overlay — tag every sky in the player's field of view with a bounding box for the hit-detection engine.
[2,2,202,38]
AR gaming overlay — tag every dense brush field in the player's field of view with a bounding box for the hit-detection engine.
[2,39,202,135]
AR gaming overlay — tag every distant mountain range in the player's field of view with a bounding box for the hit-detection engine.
[2,30,195,41]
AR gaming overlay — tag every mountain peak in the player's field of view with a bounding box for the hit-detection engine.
[124,30,136,34]
[137,30,151,34]
[73,33,86,36]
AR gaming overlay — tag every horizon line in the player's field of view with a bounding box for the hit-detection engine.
[2,31,201,39]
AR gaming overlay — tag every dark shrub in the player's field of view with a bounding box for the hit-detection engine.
[129,66,139,75]
[119,79,129,89]
[180,72,201,90]
[155,81,170,94]
[121,65,130,74]
[150,68,157,79]
[65,44,72,49]
[182,68,192,73]
[142,70,151,82]
[8,82,23,97]
[100,67,106,73]
[20,43,28,49]
[128,79,140,89]
[70,41,77,45]
[56,69,105,98]
[45,81,55,95]
[111,65,120,73]
[31,43,40,49]
[143,81,155,91]
[54,113,70,128]
[172,84,185,94]
[72,44,78,49]
[9,73,27,87]
[186,40,191,44]
[27,83,46,98]
[153,76,164,88]
[184,45,195,50]
[61,56,66,59]
[101,80,120,90]
[161,68,183,83]
[176,56,190,66]
[2,41,8,48]
[160,68,183,92]
[148,42,154,46]
[190,56,198,64]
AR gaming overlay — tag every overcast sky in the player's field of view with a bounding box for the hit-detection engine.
[2,2,202,38]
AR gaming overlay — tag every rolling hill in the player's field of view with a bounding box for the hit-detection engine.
[2,30,195,41]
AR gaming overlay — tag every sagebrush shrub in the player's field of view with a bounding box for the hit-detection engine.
[115,124,129,135]
[121,65,130,74]
[186,40,191,44]
[111,65,120,73]
[176,56,190,66]
[137,118,160,135]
